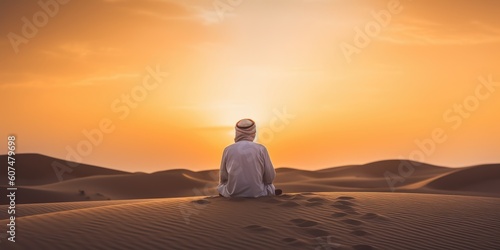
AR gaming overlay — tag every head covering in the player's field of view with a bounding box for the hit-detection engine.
[235,119,256,142]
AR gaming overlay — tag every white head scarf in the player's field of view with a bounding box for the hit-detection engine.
[234,119,256,142]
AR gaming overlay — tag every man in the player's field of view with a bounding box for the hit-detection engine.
[217,118,282,197]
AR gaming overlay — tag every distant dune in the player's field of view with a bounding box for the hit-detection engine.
[0,154,129,186]
[0,154,499,204]
[425,164,500,193]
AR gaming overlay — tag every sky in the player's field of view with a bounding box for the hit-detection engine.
[1,0,499,172]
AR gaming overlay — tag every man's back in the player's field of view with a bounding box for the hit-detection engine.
[218,140,276,197]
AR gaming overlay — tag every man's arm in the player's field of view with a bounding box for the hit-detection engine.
[261,147,276,184]
[219,148,228,184]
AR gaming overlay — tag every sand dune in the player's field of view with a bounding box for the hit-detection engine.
[1,192,499,249]
[1,154,499,204]
[1,154,499,249]
[0,154,129,186]
[425,164,500,192]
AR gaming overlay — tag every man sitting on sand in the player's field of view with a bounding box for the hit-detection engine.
[217,118,282,197]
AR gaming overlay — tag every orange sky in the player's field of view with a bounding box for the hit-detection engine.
[1,0,500,172]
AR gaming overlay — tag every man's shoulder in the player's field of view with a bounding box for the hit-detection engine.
[226,141,267,150]
[253,142,267,150]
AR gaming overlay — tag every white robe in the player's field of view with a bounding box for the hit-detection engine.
[217,141,276,197]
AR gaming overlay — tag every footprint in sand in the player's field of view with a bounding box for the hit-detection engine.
[341,219,364,226]
[335,200,356,206]
[332,212,348,218]
[336,196,355,200]
[331,199,359,214]
[244,224,273,232]
[289,218,329,238]
[304,197,326,207]
[304,228,330,237]
[191,199,210,205]
[307,197,326,202]
[351,229,369,236]
[290,218,319,227]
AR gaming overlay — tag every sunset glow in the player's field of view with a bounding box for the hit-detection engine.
[1,0,499,172]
